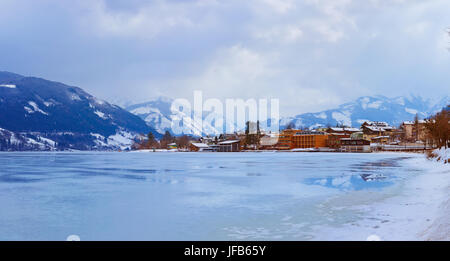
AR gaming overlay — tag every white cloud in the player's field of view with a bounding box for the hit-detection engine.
[1,0,450,117]
[81,0,209,39]
[261,0,295,14]
[254,25,303,44]
[405,21,429,35]
[179,45,279,99]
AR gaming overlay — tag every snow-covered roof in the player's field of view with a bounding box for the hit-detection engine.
[345,128,361,132]
[402,120,426,125]
[218,140,240,145]
[328,127,360,132]
[362,121,393,128]
[363,126,391,132]
[191,143,209,148]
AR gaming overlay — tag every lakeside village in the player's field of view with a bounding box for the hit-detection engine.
[133,107,449,154]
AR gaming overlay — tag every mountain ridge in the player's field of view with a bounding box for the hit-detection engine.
[0,71,159,151]
[126,94,449,135]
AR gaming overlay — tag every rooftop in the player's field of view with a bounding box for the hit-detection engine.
[191,143,209,148]
[218,140,240,145]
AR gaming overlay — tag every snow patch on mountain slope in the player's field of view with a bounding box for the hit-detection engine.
[25,101,49,115]
[395,97,405,106]
[405,108,418,115]
[332,111,352,127]
[94,98,105,105]
[131,106,157,115]
[0,84,16,88]
[107,131,135,150]
[38,136,56,147]
[360,97,370,109]
[315,112,327,119]
[94,110,108,120]
[43,101,55,107]
[367,100,383,109]
[69,93,82,101]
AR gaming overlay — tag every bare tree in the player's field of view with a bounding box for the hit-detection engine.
[424,106,449,149]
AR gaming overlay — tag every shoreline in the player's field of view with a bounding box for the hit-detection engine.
[312,152,450,240]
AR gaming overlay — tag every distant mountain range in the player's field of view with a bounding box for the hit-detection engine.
[280,95,449,129]
[126,94,449,135]
[125,97,230,136]
[1,70,448,151]
[0,71,158,151]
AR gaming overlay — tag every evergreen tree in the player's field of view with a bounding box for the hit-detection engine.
[414,113,419,142]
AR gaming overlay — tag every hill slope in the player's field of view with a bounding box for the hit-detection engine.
[0,71,157,150]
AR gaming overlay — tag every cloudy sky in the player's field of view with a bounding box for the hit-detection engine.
[0,0,449,116]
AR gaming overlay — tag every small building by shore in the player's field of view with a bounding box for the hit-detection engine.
[341,138,371,152]
[189,143,210,152]
[218,140,240,152]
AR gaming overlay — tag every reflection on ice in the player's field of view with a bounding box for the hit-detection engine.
[0,152,419,240]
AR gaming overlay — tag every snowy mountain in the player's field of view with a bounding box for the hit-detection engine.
[126,97,238,136]
[126,94,449,135]
[125,97,174,135]
[281,95,450,129]
[0,71,158,151]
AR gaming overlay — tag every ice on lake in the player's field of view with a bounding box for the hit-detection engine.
[0,152,433,240]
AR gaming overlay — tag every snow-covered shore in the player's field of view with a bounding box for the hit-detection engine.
[314,150,450,240]
[428,147,449,164]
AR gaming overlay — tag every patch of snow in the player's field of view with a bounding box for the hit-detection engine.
[94,110,108,120]
[131,106,158,115]
[405,108,418,115]
[332,111,352,127]
[26,137,47,149]
[395,97,405,106]
[27,101,49,115]
[431,147,449,163]
[91,133,108,147]
[107,131,135,150]
[314,112,327,119]
[308,123,324,130]
[69,93,82,101]
[24,106,34,114]
[38,136,56,147]
[0,84,16,88]
[360,97,370,109]
[9,133,20,145]
[90,133,105,140]
[43,101,54,107]
[94,98,105,105]
[367,100,383,109]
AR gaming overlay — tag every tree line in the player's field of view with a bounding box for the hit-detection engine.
[132,131,192,150]
[424,105,449,149]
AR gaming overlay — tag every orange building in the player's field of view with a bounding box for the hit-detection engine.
[276,129,300,150]
[292,131,329,149]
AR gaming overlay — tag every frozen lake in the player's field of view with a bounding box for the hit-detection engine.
[0,152,446,240]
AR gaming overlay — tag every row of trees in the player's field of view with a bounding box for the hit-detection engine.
[132,131,193,150]
[424,106,449,149]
